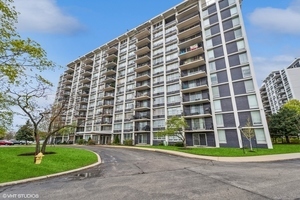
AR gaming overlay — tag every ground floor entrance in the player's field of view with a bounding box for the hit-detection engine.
[192,133,207,146]
[100,135,111,145]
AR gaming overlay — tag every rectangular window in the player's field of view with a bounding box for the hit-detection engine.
[167,84,180,93]
[214,100,222,112]
[242,66,251,78]
[153,119,165,128]
[167,107,181,116]
[212,86,220,98]
[232,17,240,27]
[153,108,164,116]
[206,39,213,48]
[166,73,179,82]
[251,111,262,125]
[248,95,258,108]
[153,75,164,84]
[166,62,179,71]
[239,53,248,64]
[207,50,214,59]
[237,40,245,51]
[216,114,224,127]
[245,80,254,92]
[153,48,163,56]
[211,73,218,85]
[218,130,227,143]
[209,61,216,72]
[153,86,164,94]
[255,129,266,144]
[166,43,177,52]
[167,95,180,103]
[153,96,164,105]
[166,52,178,62]
[192,118,205,130]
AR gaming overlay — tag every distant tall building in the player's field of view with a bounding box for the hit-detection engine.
[260,58,300,114]
[54,0,272,148]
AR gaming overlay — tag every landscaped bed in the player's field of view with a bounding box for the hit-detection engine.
[0,146,98,183]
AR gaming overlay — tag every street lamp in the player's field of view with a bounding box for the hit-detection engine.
[238,125,245,154]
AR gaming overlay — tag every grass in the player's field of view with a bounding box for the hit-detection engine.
[0,146,98,183]
[141,144,300,157]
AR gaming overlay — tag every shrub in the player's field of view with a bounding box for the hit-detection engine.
[124,139,133,146]
[113,135,120,144]
[76,139,86,145]
[88,139,96,145]
[174,142,184,147]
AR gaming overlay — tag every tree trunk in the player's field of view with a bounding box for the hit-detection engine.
[41,134,52,154]
[34,134,40,163]
[285,135,290,143]
[249,139,253,151]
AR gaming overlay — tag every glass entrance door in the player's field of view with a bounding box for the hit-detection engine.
[138,134,147,144]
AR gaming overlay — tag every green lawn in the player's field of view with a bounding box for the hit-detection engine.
[141,144,300,157]
[0,146,98,183]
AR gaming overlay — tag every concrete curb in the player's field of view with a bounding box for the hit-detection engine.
[0,149,101,187]
[101,145,300,162]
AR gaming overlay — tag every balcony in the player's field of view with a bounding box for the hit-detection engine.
[79,99,88,104]
[102,93,114,100]
[78,106,87,111]
[179,44,204,60]
[63,78,72,84]
[66,67,74,73]
[106,53,118,62]
[81,70,92,77]
[103,76,116,83]
[82,63,93,70]
[135,53,151,64]
[180,55,205,70]
[177,23,201,40]
[79,90,89,96]
[134,125,150,132]
[182,97,210,106]
[177,4,199,22]
[178,33,202,49]
[185,124,213,132]
[102,101,114,108]
[135,28,150,40]
[103,68,116,76]
[80,77,91,83]
[180,70,207,82]
[103,83,115,92]
[64,73,73,79]
[135,102,150,111]
[135,92,151,100]
[136,37,151,48]
[135,81,151,91]
[135,45,151,56]
[101,120,112,126]
[177,12,200,30]
[102,111,113,117]
[105,60,117,68]
[106,46,118,55]
[183,111,211,118]
[83,58,93,64]
[80,83,90,89]
[134,72,150,82]
[135,62,151,73]
[63,85,71,91]
[181,83,208,93]
[132,113,151,121]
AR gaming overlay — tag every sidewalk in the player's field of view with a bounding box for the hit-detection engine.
[104,145,300,162]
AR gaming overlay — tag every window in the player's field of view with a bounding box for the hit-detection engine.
[153,96,164,105]
[206,39,213,48]
[125,102,133,109]
[124,133,132,140]
[166,52,178,62]
[207,50,214,59]
[245,80,254,92]
[166,73,179,82]
[167,95,180,103]
[232,17,240,27]
[218,130,227,143]
[124,123,132,130]
[190,105,204,114]
[126,84,134,91]
[126,93,134,100]
[230,6,238,16]
[118,78,125,85]
[114,124,122,131]
[209,61,216,72]
[154,132,165,140]
[203,18,210,27]
[189,92,202,101]
[117,86,124,93]
[212,86,220,98]
[127,67,134,74]
[214,100,222,112]
[237,40,245,51]
[239,53,248,64]
[251,111,262,125]
[153,66,164,75]
[116,104,123,111]
[165,25,176,34]
[192,118,205,130]
[234,29,242,39]
[153,86,164,94]
[165,34,177,43]
[153,75,164,85]
[211,73,218,85]
[166,43,177,52]
[205,28,211,37]
[166,62,179,71]
[153,119,165,128]
[167,107,181,116]
[153,108,164,116]
[248,95,258,108]
[255,129,266,144]
[115,114,122,120]
[216,114,224,127]
[153,39,163,47]
[116,95,124,102]
[153,48,163,56]
[127,75,134,82]
[241,66,251,78]
[125,113,132,119]
[153,31,162,38]
[153,56,164,65]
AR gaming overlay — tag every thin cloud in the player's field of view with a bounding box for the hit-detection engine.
[14,0,84,35]
[253,55,297,86]
[249,0,300,35]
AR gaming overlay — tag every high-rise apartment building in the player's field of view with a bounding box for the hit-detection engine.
[260,58,300,114]
[54,0,272,148]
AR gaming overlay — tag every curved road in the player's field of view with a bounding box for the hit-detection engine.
[1,146,300,200]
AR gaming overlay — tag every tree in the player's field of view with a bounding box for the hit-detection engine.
[0,0,55,130]
[0,126,6,139]
[240,118,255,151]
[268,107,300,143]
[157,116,189,147]
[15,120,34,144]
[283,99,300,114]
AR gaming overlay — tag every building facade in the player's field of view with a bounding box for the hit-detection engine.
[54,0,272,148]
[260,58,300,114]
